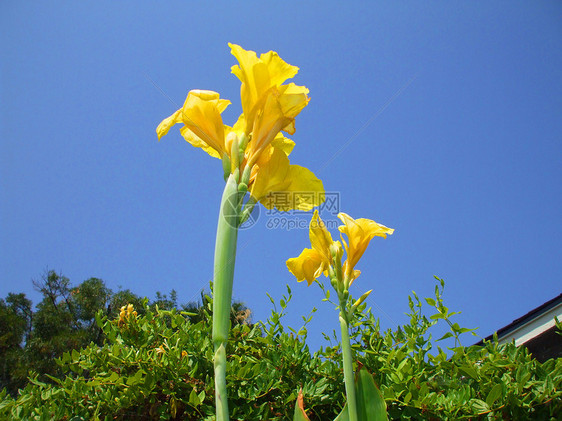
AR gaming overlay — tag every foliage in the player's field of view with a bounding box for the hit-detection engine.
[356,277,561,420]
[0,293,32,395]
[0,287,341,420]
[0,278,560,420]
[0,271,249,398]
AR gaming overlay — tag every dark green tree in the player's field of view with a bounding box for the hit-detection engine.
[0,293,32,395]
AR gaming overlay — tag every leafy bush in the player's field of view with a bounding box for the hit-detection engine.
[357,278,562,420]
[1,279,560,420]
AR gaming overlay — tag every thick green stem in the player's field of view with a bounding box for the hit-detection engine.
[212,173,240,421]
[339,308,358,421]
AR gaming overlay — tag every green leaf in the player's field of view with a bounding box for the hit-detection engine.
[459,366,479,380]
[516,365,531,388]
[189,388,201,406]
[108,371,120,383]
[333,404,349,421]
[293,389,310,421]
[425,298,436,307]
[437,332,454,341]
[356,367,388,421]
[126,369,143,386]
[486,383,503,407]
[197,389,206,404]
[471,398,489,413]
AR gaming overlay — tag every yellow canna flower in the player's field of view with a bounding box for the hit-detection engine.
[156,44,323,213]
[229,43,309,167]
[157,90,231,159]
[337,213,394,281]
[287,211,393,289]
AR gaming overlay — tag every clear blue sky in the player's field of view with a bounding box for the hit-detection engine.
[1,2,561,350]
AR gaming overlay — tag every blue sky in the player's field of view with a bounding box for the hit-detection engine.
[1,2,561,351]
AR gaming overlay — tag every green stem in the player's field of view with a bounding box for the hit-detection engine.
[212,173,240,421]
[339,306,358,421]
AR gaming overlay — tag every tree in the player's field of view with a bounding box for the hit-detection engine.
[0,293,32,395]
[26,271,114,381]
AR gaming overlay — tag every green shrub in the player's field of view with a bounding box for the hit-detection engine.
[1,279,560,420]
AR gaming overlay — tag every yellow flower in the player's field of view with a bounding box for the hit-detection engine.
[286,210,334,285]
[287,211,394,287]
[229,43,309,166]
[337,213,394,280]
[156,44,324,213]
[156,90,231,159]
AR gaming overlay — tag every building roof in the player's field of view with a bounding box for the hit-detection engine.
[475,293,562,361]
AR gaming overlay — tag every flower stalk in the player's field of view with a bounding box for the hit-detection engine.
[339,302,358,421]
[212,173,240,421]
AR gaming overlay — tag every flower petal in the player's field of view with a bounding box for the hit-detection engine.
[338,213,394,277]
[308,210,334,263]
[270,133,295,156]
[180,90,231,156]
[286,248,325,285]
[156,109,182,140]
[229,43,309,156]
[179,126,221,159]
[249,145,324,212]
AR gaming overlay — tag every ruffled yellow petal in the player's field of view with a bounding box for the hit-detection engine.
[248,92,290,163]
[338,212,394,277]
[229,43,309,164]
[309,210,333,262]
[180,90,230,156]
[286,248,325,285]
[179,126,221,159]
[249,146,324,212]
[249,146,291,202]
[156,90,231,158]
[156,109,182,140]
[270,133,295,156]
[229,43,299,123]
[276,83,310,133]
[260,50,299,86]
[283,165,324,211]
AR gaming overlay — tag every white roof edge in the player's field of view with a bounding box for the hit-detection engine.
[497,302,562,346]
